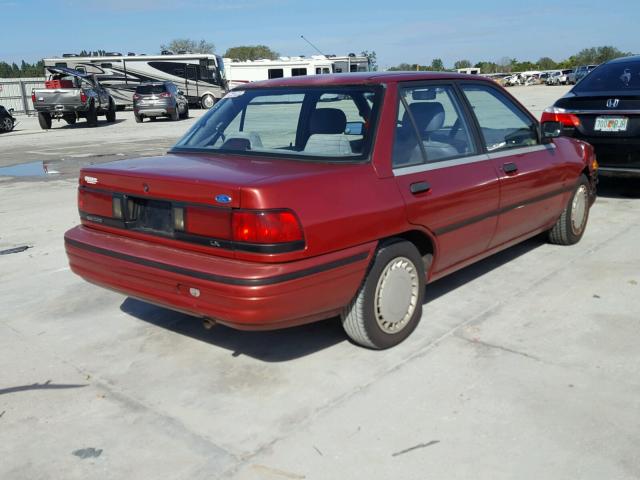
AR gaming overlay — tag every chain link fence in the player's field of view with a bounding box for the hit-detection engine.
[0,77,46,114]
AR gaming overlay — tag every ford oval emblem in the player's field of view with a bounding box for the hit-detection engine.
[215,194,232,204]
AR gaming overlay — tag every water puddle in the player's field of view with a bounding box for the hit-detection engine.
[0,161,59,177]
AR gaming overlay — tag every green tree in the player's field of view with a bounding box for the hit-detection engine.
[360,50,378,71]
[430,58,444,71]
[454,59,472,70]
[537,56,556,70]
[223,45,279,61]
[161,39,215,54]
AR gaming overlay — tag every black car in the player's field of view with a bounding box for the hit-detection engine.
[133,81,189,123]
[542,56,640,178]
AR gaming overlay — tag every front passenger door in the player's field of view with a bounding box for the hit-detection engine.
[460,84,566,249]
[392,83,500,275]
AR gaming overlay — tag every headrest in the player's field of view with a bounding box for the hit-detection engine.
[310,108,347,135]
[404,102,445,133]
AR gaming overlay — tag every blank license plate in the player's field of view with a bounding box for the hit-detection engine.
[594,116,628,132]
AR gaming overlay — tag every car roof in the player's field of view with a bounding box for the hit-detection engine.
[605,55,640,65]
[241,71,494,89]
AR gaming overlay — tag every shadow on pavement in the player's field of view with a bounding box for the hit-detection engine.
[120,297,346,362]
[0,380,88,396]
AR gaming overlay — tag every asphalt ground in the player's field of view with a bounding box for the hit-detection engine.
[1,84,639,480]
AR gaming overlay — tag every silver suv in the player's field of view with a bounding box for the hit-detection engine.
[133,82,189,123]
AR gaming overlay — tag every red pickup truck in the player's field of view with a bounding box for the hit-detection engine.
[65,72,597,349]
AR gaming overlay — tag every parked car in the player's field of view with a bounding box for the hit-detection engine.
[542,55,640,178]
[573,64,598,84]
[133,81,189,123]
[32,67,116,129]
[0,105,16,133]
[546,70,563,85]
[65,72,597,349]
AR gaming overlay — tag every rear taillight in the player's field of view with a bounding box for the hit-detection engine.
[80,91,87,103]
[541,107,581,127]
[133,94,141,101]
[78,188,113,218]
[160,92,171,98]
[176,206,232,239]
[31,90,36,103]
[232,211,303,244]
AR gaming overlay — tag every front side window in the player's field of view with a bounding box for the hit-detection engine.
[174,86,380,160]
[462,84,538,152]
[393,84,475,167]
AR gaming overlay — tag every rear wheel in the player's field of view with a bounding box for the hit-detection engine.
[38,112,52,130]
[201,94,216,109]
[548,174,591,245]
[180,103,189,119]
[106,100,116,122]
[342,240,425,349]
[135,114,143,123]
[170,105,179,121]
[86,102,98,127]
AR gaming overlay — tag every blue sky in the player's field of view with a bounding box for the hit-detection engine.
[2,0,638,68]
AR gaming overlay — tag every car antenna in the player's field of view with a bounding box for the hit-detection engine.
[300,35,326,57]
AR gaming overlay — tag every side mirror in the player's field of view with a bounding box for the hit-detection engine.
[541,121,562,143]
[344,121,364,135]
[8,108,14,114]
[178,90,184,96]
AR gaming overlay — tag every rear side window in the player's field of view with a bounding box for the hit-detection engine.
[461,84,538,152]
[136,84,167,94]
[393,85,475,167]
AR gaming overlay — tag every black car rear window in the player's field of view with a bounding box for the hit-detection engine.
[574,59,640,92]
[136,84,167,94]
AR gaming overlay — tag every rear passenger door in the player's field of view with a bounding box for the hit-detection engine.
[392,83,500,274]
[460,83,566,248]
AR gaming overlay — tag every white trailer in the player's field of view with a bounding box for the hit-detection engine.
[224,55,370,88]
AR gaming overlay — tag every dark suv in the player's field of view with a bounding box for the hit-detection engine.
[133,82,189,122]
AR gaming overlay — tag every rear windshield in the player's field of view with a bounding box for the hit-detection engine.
[173,86,382,161]
[574,59,640,92]
[136,84,167,94]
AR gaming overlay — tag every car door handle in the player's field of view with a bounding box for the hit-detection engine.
[410,181,431,194]
[503,162,518,174]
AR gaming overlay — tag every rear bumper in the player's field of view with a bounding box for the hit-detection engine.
[134,107,174,117]
[571,135,640,177]
[64,225,374,330]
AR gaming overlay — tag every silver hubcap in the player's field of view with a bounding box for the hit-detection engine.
[374,256,419,334]
[202,95,214,109]
[571,185,588,235]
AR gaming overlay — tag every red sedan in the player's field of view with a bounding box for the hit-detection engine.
[65,72,597,349]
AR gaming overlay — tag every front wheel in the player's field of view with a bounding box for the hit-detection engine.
[201,94,216,109]
[86,102,98,127]
[548,174,591,245]
[106,100,116,122]
[342,240,425,349]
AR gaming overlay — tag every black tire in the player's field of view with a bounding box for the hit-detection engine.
[180,104,189,119]
[106,100,116,123]
[342,240,425,349]
[170,105,179,121]
[201,94,216,109]
[548,174,591,245]
[135,114,143,123]
[38,112,52,130]
[64,115,76,125]
[149,116,157,122]
[86,102,98,127]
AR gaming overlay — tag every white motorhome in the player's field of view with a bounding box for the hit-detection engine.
[43,53,227,108]
[225,55,370,88]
